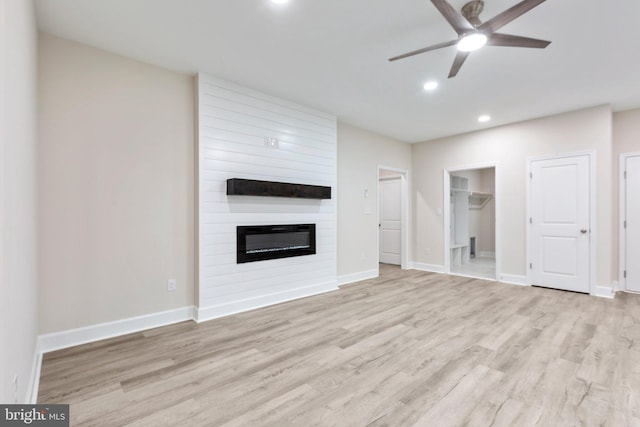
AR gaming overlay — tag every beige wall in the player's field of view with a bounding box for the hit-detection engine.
[38,34,195,334]
[612,108,640,282]
[613,109,640,154]
[1,0,39,403]
[413,105,614,287]
[337,123,412,277]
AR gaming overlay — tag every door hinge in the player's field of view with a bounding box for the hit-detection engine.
[624,270,627,279]
[529,217,532,224]
[530,172,533,179]
[529,262,533,269]
[624,220,627,229]
[624,171,627,179]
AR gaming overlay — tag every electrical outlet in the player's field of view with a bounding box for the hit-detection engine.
[167,279,176,292]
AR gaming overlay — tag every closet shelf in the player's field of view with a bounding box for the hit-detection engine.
[469,191,493,210]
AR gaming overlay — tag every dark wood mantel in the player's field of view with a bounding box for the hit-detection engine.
[226,178,331,200]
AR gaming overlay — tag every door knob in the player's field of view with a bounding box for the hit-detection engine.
[580,229,588,234]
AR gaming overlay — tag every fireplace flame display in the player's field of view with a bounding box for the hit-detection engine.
[237,224,316,263]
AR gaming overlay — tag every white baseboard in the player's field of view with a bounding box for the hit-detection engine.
[338,269,378,286]
[38,306,196,354]
[410,262,445,274]
[26,342,42,404]
[500,274,528,286]
[612,280,620,293]
[477,251,496,258]
[592,285,615,299]
[196,280,339,323]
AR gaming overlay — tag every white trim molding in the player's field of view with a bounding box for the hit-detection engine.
[619,154,627,291]
[592,285,615,299]
[27,344,42,404]
[196,281,339,323]
[338,269,379,286]
[38,306,196,354]
[500,274,528,286]
[410,262,446,274]
[619,152,640,292]
[612,280,621,293]
[477,251,496,258]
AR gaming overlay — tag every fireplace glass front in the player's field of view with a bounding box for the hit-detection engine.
[237,224,316,263]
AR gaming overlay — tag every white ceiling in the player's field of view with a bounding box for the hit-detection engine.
[35,0,640,143]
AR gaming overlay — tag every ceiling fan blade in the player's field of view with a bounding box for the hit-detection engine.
[389,39,458,62]
[479,0,546,33]
[431,0,475,35]
[448,51,470,78]
[487,33,551,48]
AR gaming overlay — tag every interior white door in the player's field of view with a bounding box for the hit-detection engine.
[379,178,401,265]
[624,155,640,292]
[530,155,590,293]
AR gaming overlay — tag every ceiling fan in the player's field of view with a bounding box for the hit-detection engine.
[389,0,551,78]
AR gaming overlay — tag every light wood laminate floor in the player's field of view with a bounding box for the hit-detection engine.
[39,265,640,426]
[451,256,496,280]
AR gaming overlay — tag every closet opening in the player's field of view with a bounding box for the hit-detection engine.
[444,165,498,281]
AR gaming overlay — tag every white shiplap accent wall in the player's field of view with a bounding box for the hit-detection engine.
[197,73,338,321]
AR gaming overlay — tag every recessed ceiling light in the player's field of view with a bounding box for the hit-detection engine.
[478,115,491,123]
[457,33,488,52]
[423,81,438,91]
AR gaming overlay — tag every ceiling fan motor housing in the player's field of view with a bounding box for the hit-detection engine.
[461,0,484,27]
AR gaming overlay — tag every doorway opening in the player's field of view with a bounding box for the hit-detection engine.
[378,166,409,270]
[444,165,498,280]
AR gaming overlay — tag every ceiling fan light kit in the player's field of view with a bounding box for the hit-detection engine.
[457,32,488,52]
[389,0,551,78]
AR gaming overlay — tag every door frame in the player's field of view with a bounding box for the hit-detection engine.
[526,151,596,294]
[377,165,410,270]
[379,176,402,266]
[619,152,640,293]
[443,162,501,281]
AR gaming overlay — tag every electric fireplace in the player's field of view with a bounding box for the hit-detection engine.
[237,224,316,263]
